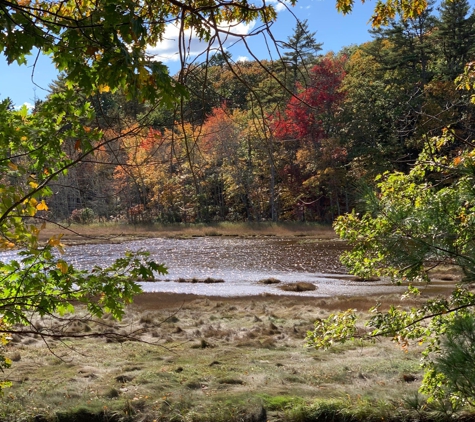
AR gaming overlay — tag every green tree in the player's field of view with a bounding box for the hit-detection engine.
[365,2,438,153]
[432,313,475,407]
[282,19,323,90]
[434,0,475,81]
[370,2,437,86]
[307,130,475,406]
[340,43,404,176]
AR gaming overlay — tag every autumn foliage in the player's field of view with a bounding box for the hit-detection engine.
[273,54,347,143]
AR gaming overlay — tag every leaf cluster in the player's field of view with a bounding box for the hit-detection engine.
[308,133,475,406]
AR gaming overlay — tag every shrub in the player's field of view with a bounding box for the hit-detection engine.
[70,208,95,224]
[429,313,475,407]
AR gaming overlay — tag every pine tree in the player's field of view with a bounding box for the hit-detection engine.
[208,51,233,68]
[367,1,437,86]
[435,0,475,81]
[282,19,323,90]
[361,2,438,157]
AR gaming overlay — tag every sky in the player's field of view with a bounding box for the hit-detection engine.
[0,0,378,108]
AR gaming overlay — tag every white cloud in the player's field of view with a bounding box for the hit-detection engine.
[236,56,250,62]
[14,102,34,111]
[266,0,292,13]
[147,20,256,64]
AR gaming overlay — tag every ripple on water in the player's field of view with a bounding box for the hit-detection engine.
[0,237,407,297]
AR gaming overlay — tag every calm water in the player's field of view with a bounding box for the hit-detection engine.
[0,237,407,297]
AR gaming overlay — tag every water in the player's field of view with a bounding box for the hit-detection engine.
[0,237,407,297]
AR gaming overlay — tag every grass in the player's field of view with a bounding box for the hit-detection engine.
[176,277,225,284]
[258,278,282,284]
[0,292,469,421]
[279,282,317,292]
[38,221,336,245]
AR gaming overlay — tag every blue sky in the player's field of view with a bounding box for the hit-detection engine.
[0,0,377,107]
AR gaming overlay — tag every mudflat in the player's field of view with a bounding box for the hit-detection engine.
[1,223,464,420]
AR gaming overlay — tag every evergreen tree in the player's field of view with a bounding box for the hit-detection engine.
[368,1,437,86]
[362,3,438,159]
[435,0,475,81]
[207,51,233,68]
[282,19,323,90]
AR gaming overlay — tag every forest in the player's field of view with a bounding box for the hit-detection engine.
[31,0,475,226]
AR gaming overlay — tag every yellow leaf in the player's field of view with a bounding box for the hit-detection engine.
[0,239,16,249]
[57,261,69,274]
[29,181,39,189]
[7,162,18,171]
[48,235,65,254]
[98,85,110,93]
[36,200,48,211]
[30,198,38,207]
[48,235,63,247]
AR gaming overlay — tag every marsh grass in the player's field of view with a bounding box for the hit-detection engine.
[38,222,335,245]
[177,277,225,284]
[279,282,317,292]
[0,293,468,421]
[259,278,282,284]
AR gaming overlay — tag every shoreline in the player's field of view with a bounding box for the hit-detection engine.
[129,289,436,313]
[37,221,337,246]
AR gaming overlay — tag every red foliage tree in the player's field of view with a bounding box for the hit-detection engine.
[273,54,347,144]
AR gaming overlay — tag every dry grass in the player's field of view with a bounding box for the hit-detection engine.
[38,222,336,245]
[0,292,455,422]
[278,282,317,292]
[258,278,282,285]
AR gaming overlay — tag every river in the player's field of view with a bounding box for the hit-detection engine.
[0,236,409,297]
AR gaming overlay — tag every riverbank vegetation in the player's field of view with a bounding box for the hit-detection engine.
[38,222,336,245]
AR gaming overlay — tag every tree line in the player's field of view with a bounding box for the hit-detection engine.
[39,0,475,225]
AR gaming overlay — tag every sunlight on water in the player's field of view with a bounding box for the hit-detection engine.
[0,237,406,297]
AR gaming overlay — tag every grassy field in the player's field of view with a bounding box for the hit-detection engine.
[1,292,469,422]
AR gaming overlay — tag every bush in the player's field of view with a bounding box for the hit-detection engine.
[70,208,95,224]
[431,313,475,406]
